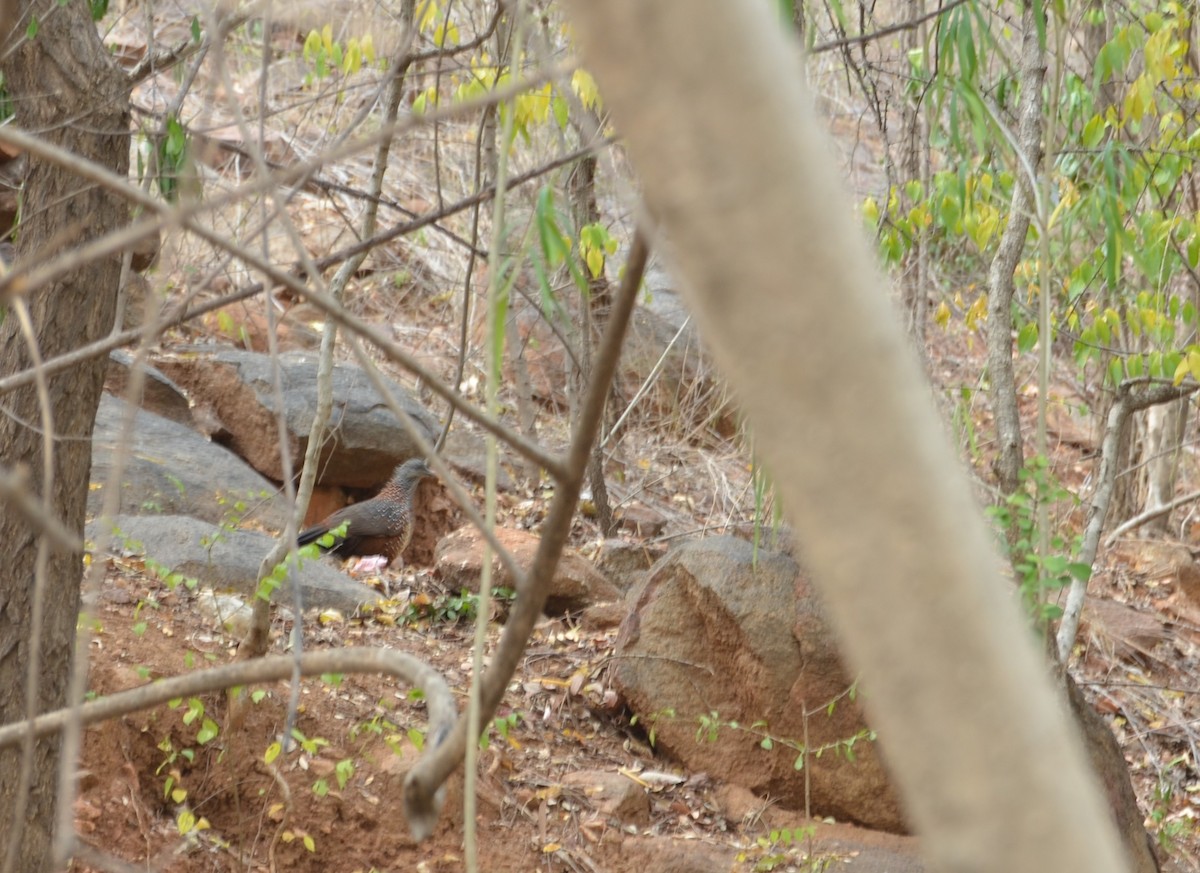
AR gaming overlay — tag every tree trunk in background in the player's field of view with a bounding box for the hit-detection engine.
[986,0,1045,496]
[1139,397,1187,538]
[568,149,615,536]
[0,1,130,868]
[900,0,928,346]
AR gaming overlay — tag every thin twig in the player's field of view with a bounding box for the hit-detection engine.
[811,0,970,54]
[1104,488,1200,546]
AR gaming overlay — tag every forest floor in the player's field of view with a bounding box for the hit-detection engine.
[65,5,1200,870]
[70,311,1200,873]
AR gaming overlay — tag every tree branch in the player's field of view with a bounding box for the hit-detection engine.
[1056,379,1200,660]
[403,228,648,814]
[0,648,455,840]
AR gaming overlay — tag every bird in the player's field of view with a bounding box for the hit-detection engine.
[297,458,434,567]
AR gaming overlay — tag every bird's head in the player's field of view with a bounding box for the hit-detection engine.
[393,457,435,485]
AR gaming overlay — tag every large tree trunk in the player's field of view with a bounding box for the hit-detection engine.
[0,1,130,869]
[562,0,1129,870]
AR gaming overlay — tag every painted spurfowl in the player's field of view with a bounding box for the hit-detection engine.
[297,458,434,565]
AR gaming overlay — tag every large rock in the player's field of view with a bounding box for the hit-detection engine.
[88,514,379,611]
[611,536,905,832]
[504,260,734,438]
[435,527,619,614]
[104,350,194,427]
[153,348,441,488]
[91,395,289,530]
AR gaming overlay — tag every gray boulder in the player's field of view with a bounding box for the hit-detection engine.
[89,514,379,611]
[91,395,289,530]
[154,348,440,488]
[105,350,193,426]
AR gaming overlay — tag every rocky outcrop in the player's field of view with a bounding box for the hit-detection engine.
[89,514,379,612]
[91,395,289,530]
[153,348,441,488]
[104,350,193,426]
[504,261,734,439]
[611,536,905,832]
[593,539,667,593]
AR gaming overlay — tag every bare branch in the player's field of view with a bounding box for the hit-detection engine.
[404,228,649,812]
[0,648,455,840]
[811,0,970,54]
[1104,487,1200,546]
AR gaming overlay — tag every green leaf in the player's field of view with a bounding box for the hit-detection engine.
[335,758,354,790]
[196,718,219,744]
[552,95,568,130]
[1081,114,1105,149]
[25,15,37,39]
[407,727,425,751]
[1016,322,1038,353]
[1066,563,1092,583]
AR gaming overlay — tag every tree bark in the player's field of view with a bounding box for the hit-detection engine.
[986,0,1045,496]
[1140,396,1187,538]
[0,1,131,869]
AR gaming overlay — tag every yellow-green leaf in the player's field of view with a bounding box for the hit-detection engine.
[934,300,951,329]
[1188,348,1200,383]
[342,40,362,75]
[586,247,603,278]
[418,1,438,33]
[177,809,196,835]
[571,69,600,110]
[303,30,322,63]
[1173,356,1190,385]
[434,20,459,47]
[861,196,880,225]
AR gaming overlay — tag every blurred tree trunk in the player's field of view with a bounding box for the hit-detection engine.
[563,0,1131,869]
[0,1,130,868]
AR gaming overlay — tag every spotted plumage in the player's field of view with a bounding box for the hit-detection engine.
[297,458,433,564]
